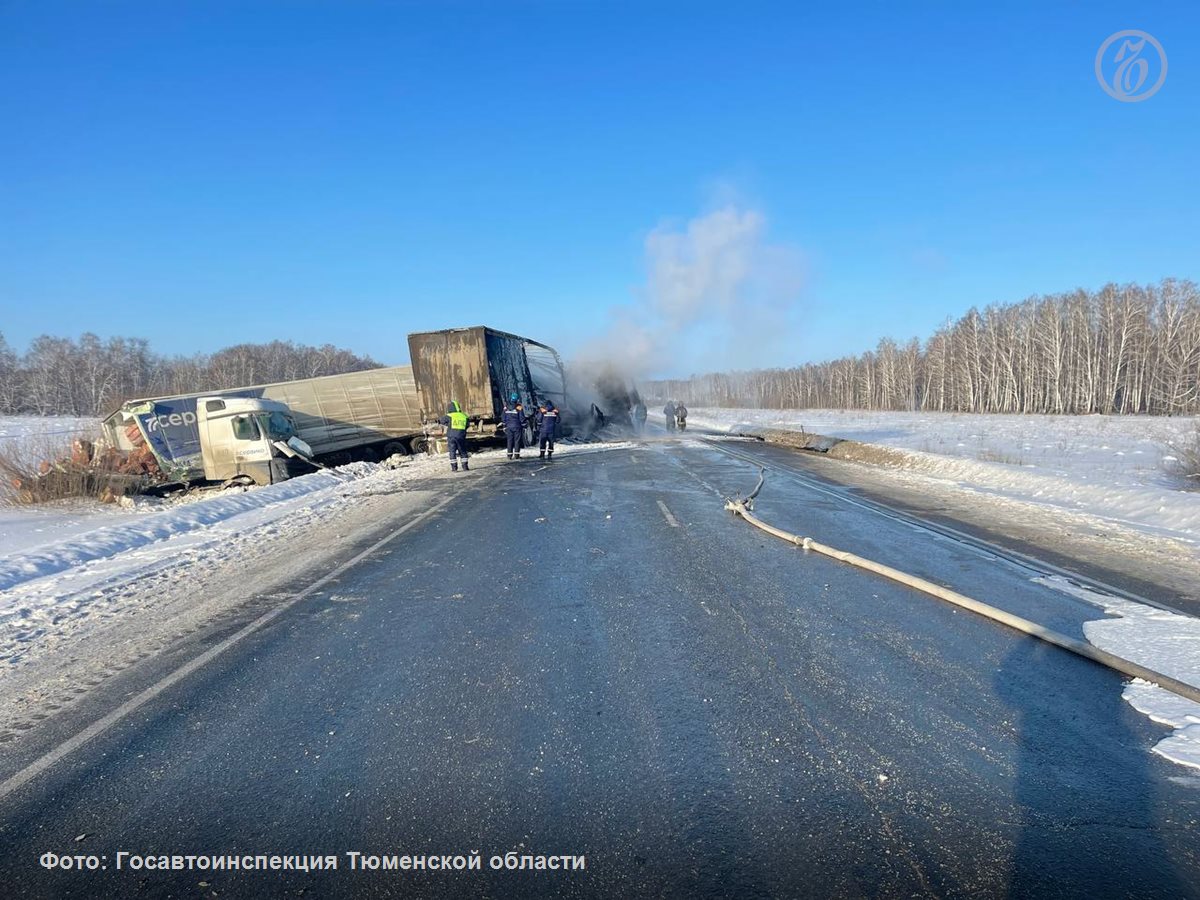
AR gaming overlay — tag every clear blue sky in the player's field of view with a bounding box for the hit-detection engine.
[1,1,1196,376]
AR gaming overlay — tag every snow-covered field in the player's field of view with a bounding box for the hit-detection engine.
[0,415,96,445]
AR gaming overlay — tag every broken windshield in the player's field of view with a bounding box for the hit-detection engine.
[263,412,297,441]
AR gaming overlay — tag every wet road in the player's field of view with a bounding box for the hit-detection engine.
[1,438,1198,898]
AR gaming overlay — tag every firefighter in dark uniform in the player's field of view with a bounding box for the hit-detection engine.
[663,400,677,431]
[502,392,524,459]
[536,400,561,460]
[440,401,469,471]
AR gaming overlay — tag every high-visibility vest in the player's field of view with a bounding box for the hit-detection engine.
[447,402,468,431]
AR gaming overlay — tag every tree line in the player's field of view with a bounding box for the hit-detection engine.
[0,334,382,417]
[644,279,1200,414]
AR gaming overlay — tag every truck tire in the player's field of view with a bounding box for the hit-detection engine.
[383,442,407,458]
[408,436,430,455]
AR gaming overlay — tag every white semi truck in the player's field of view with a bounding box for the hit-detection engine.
[100,366,424,487]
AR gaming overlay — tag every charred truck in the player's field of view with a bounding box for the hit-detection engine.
[407,326,568,447]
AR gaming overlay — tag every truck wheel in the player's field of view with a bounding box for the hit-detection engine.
[408,436,430,455]
[383,442,407,458]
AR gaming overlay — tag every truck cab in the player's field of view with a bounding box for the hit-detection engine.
[197,396,314,485]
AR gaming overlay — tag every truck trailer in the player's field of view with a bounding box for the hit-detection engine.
[406,326,568,443]
[100,366,423,486]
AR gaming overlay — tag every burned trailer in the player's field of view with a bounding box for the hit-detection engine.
[406,327,568,443]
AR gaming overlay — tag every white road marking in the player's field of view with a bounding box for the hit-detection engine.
[656,499,680,528]
[0,490,461,803]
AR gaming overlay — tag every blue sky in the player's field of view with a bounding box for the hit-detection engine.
[1,1,1196,377]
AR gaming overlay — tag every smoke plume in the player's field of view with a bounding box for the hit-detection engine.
[579,202,805,379]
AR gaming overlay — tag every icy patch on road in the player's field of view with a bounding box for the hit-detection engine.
[557,440,636,456]
[1123,684,1200,771]
[1037,575,1200,770]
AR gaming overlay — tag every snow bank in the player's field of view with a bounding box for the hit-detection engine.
[0,462,378,594]
[1038,575,1200,771]
[0,455,446,668]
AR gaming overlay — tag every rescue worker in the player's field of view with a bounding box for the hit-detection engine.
[440,400,470,471]
[502,392,524,459]
[536,400,561,460]
[675,402,688,431]
[663,400,677,431]
[633,400,647,433]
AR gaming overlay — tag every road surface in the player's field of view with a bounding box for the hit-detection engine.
[1,436,1198,897]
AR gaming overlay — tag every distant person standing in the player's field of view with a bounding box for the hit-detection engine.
[536,400,561,460]
[502,392,525,459]
[663,400,677,431]
[633,400,647,433]
[440,401,470,472]
[675,402,688,431]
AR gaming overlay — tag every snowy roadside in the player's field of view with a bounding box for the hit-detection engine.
[689,408,1200,771]
[0,456,444,674]
[689,408,1200,550]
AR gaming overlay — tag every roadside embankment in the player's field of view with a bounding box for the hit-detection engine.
[754,427,971,472]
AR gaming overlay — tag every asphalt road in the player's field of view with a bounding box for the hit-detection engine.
[1,437,1198,898]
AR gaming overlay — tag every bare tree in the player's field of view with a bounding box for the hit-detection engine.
[642,279,1200,417]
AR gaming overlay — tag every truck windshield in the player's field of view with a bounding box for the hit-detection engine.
[262,412,296,441]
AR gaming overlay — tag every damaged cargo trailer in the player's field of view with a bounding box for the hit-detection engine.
[406,326,568,441]
[101,366,424,486]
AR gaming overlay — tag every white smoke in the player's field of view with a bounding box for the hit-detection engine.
[647,206,763,327]
[579,202,804,378]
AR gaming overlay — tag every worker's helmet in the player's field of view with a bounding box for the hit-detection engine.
[447,401,458,413]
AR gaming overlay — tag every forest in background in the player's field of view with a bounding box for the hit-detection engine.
[644,279,1200,415]
[3,278,1199,419]
[0,335,382,417]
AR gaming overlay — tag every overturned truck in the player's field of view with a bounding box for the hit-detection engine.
[100,366,424,488]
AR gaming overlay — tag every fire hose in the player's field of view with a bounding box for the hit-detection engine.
[724,468,1200,706]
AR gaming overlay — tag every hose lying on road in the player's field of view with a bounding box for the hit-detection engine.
[724,468,1200,706]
